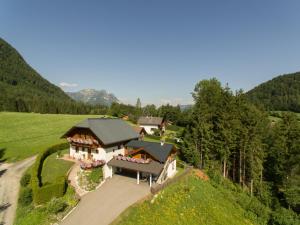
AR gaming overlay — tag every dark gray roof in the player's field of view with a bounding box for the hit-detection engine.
[137,117,163,126]
[64,118,139,145]
[107,158,164,175]
[125,140,174,163]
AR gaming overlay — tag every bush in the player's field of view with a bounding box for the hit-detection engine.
[18,187,33,206]
[31,143,69,204]
[47,198,67,214]
[20,173,31,187]
[167,125,181,132]
[152,128,161,136]
[89,167,103,184]
[246,198,270,224]
[269,207,300,225]
[34,177,67,204]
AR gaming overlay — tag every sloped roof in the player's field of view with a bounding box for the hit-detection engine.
[63,118,139,145]
[107,158,164,175]
[125,140,174,163]
[132,126,146,134]
[137,117,163,126]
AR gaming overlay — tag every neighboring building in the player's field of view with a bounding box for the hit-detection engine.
[63,118,176,186]
[62,118,139,179]
[137,116,165,135]
[132,126,147,140]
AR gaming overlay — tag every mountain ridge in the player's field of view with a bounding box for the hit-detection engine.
[67,88,119,106]
[246,71,300,112]
[0,37,93,114]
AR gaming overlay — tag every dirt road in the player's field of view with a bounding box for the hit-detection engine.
[0,156,36,225]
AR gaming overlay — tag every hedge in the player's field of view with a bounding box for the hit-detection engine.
[31,143,69,204]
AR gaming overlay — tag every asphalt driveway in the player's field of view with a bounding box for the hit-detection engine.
[60,175,150,225]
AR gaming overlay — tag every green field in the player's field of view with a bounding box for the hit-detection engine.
[41,149,74,185]
[0,112,178,162]
[0,112,102,162]
[114,174,267,225]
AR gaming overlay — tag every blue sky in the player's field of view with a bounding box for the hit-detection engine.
[1,0,300,106]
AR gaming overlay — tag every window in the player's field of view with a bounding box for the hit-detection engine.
[75,146,79,153]
[95,150,99,154]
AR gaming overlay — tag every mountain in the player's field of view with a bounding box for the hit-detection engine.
[179,104,193,111]
[246,72,300,112]
[67,89,119,106]
[0,37,91,114]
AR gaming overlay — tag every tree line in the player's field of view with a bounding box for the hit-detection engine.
[180,78,299,220]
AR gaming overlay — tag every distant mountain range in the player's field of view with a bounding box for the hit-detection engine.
[246,72,300,112]
[2,37,300,114]
[179,104,193,111]
[67,89,119,106]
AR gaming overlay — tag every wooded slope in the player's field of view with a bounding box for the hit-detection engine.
[246,72,300,112]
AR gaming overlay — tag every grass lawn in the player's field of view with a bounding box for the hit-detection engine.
[0,112,103,162]
[41,149,74,185]
[113,174,262,225]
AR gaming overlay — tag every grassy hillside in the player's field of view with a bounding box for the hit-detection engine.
[0,112,102,162]
[246,72,300,112]
[114,173,269,225]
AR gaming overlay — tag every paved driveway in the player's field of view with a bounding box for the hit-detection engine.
[61,175,150,225]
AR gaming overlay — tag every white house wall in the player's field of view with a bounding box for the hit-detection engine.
[69,145,125,179]
[167,159,177,178]
[140,125,159,134]
[70,146,87,160]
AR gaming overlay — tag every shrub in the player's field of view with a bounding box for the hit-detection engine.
[245,198,270,224]
[31,143,69,204]
[269,207,300,225]
[34,177,67,204]
[152,128,161,136]
[18,187,33,206]
[20,173,31,187]
[47,198,67,214]
[89,167,103,184]
[167,125,181,132]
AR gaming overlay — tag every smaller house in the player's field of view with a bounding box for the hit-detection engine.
[137,116,165,135]
[108,140,177,186]
[132,126,147,140]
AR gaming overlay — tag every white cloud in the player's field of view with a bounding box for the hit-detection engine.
[59,82,78,88]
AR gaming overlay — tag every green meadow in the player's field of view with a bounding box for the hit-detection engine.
[0,112,101,162]
[114,174,265,225]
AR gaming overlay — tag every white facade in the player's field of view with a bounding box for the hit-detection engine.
[69,145,125,179]
[69,144,175,183]
[140,125,159,135]
[167,159,177,178]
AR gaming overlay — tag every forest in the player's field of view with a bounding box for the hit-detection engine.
[246,72,300,112]
[180,78,299,223]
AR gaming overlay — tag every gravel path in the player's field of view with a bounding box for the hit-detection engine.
[61,175,150,225]
[0,156,36,225]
